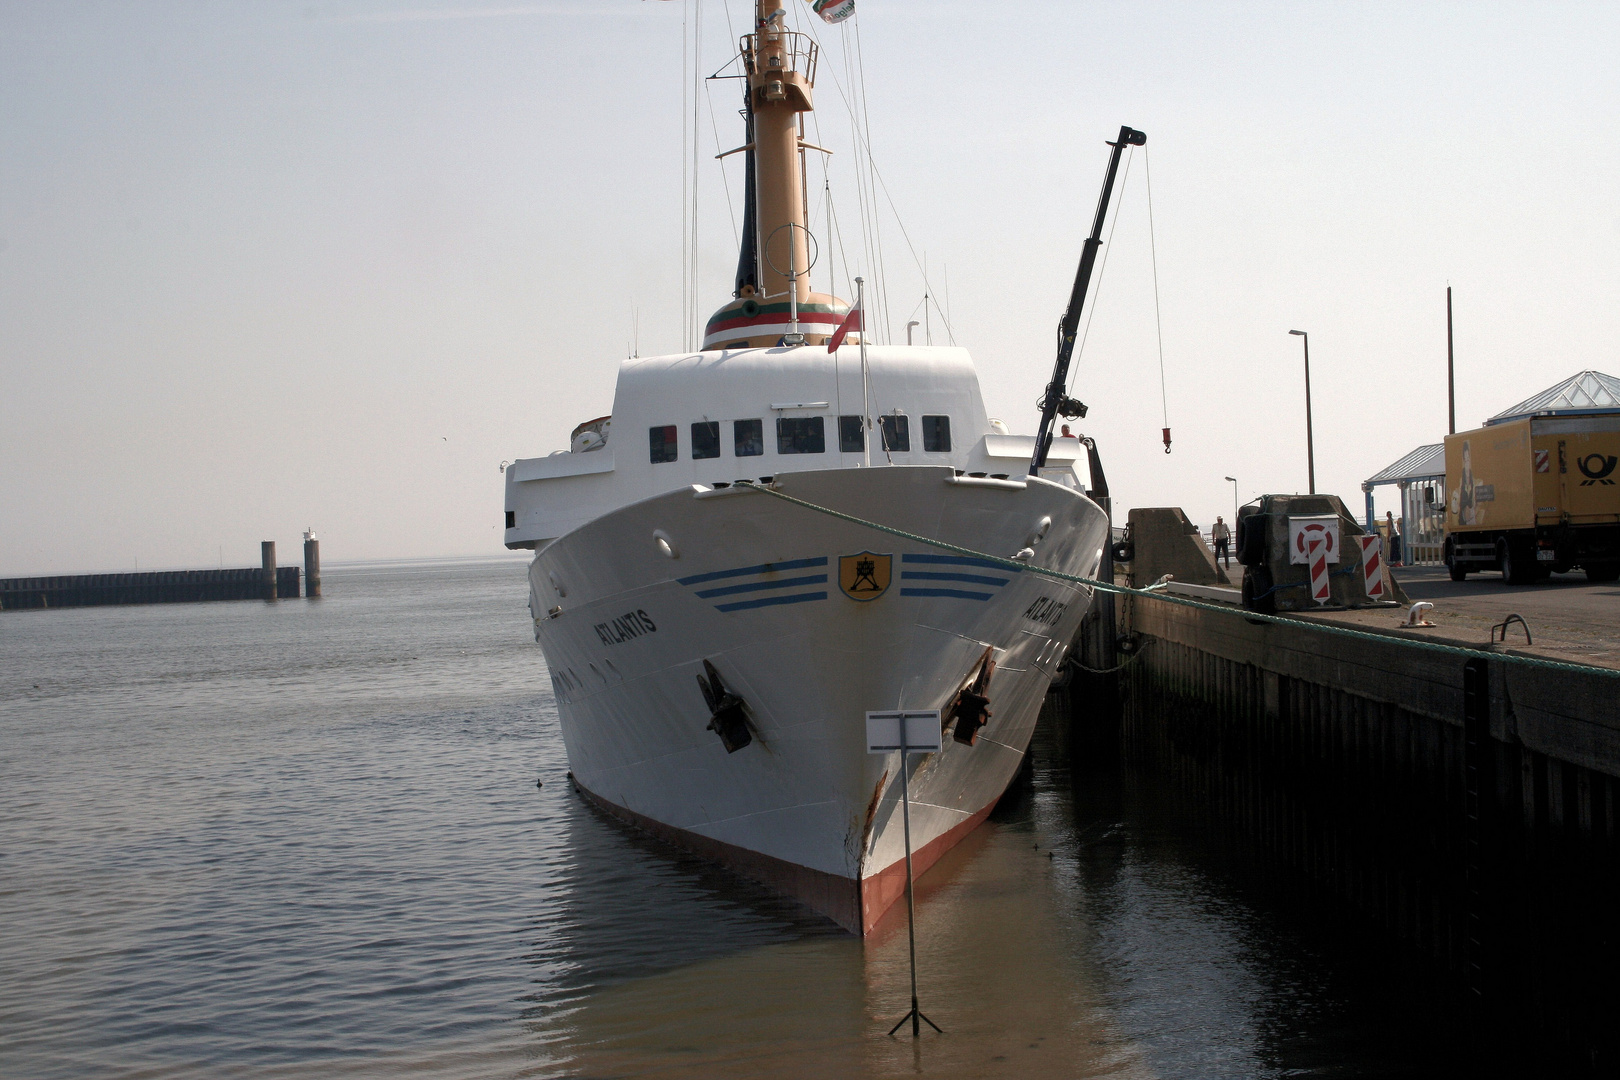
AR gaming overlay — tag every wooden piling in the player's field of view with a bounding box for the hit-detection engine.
[304,534,321,598]
[261,541,277,600]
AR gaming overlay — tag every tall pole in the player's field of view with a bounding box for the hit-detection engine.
[1290,330,1316,494]
[1225,476,1239,521]
[1030,125,1147,475]
[901,730,919,1038]
[1447,286,1456,435]
[857,276,870,468]
[886,716,940,1039]
[787,226,800,340]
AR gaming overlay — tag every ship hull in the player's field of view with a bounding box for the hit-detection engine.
[530,465,1107,933]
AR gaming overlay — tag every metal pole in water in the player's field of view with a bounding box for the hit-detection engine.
[303,530,321,598]
[261,541,277,601]
[888,716,940,1039]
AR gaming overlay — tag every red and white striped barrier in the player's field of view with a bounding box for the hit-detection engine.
[1308,535,1332,604]
[1360,535,1385,600]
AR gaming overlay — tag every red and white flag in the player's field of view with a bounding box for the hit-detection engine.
[828,305,861,352]
[812,0,856,23]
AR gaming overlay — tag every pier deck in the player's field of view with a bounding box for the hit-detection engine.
[1195,563,1620,671]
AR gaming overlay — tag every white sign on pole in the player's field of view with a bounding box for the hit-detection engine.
[866,711,944,754]
[1287,515,1341,565]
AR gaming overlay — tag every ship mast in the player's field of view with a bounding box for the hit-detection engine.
[750,2,811,311]
[702,2,848,351]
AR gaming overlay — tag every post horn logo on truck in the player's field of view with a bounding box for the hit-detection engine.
[1576,454,1618,486]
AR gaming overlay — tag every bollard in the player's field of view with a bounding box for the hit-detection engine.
[303,530,321,598]
[261,541,277,601]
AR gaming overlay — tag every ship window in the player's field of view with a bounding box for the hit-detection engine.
[649,425,678,463]
[691,421,721,459]
[879,414,910,452]
[839,414,865,453]
[505,511,515,529]
[734,418,764,457]
[777,416,825,454]
[923,415,951,452]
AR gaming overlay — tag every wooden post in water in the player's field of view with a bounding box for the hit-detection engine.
[261,541,277,601]
[303,529,321,598]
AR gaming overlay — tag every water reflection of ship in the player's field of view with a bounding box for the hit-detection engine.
[501,0,1110,933]
[528,777,1142,1079]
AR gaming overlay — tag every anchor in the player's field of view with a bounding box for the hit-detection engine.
[697,658,753,753]
[948,647,996,746]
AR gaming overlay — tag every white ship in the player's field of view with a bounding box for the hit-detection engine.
[504,2,1111,934]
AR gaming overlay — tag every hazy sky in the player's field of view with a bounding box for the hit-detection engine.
[3,1,1617,574]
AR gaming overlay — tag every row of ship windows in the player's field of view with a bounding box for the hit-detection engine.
[649,415,951,463]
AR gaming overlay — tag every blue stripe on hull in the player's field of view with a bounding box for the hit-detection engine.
[678,556,828,586]
[900,553,1023,573]
[714,591,829,613]
[695,574,828,599]
[899,587,994,601]
[899,570,1008,587]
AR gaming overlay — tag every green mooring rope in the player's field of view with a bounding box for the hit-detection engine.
[752,483,1620,682]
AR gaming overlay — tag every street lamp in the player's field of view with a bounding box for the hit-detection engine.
[1288,329,1316,495]
[1224,476,1239,520]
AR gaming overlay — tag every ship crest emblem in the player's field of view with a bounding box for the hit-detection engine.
[838,551,892,601]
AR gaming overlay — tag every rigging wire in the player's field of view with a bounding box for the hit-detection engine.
[680,0,689,350]
[1145,147,1172,446]
[799,13,958,346]
[704,70,738,249]
[851,18,891,343]
[689,0,704,350]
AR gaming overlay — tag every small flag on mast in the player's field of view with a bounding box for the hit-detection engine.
[828,305,861,352]
[811,0,855,24]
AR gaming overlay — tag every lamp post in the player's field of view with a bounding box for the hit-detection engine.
[1224,476,1239,521]
[1288,329,1316,495]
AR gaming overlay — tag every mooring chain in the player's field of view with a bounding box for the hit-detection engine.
[752,484,1620,681]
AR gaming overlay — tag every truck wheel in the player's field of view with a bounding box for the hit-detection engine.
[1497,537,1534,585]
[1586,563,1620,583]
[1445,539,1467,582]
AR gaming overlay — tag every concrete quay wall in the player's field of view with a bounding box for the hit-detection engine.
[1079,596,1620,1071]
[1,567,301,609]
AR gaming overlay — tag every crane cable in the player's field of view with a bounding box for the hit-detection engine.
[1066,146,1134,387]
[1145,148,1172,453]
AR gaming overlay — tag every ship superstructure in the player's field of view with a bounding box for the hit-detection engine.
[503,1,1110,933]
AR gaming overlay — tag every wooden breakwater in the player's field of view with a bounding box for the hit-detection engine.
[1,567,301,609]
[1071,595,1620,1072]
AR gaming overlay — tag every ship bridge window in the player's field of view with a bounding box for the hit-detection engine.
[734,418,764,457]
[777,416,825,454]
[692,421,721,459]
[649,425,678,463]
[879,414,910,452]
[839,415,865,453]
[923,415,951,452]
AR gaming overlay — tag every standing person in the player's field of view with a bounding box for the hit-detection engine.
[1212,515,1231,568]
[1385,511,1401,565]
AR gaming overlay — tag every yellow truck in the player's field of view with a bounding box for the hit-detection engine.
[1443,415,1620,583]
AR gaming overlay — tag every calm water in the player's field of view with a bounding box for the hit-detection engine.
[0,559,1466,1078]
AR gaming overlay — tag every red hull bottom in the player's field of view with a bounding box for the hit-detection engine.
[573,779,998,935]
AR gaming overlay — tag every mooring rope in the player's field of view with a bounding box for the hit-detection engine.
[752,483,1620,681]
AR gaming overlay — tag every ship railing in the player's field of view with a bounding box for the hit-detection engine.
[739,30,817,85]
